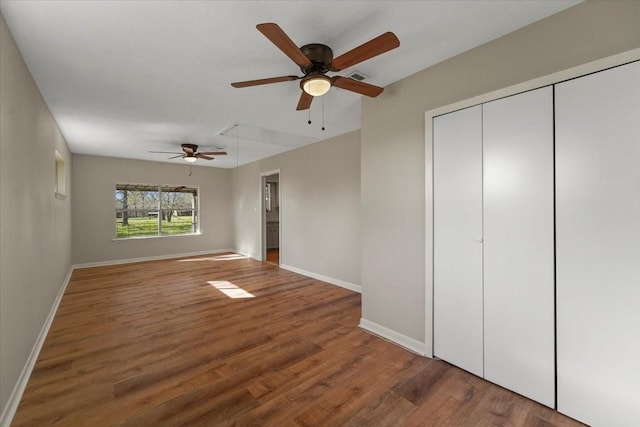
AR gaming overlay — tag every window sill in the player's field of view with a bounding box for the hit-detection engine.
[112,232,202,242]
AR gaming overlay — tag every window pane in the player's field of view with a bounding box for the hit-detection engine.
[161,189,196,235]
[115,189,159,237]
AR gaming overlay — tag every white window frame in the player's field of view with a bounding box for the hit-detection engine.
[54,150,66,199]
[114,183,200,239]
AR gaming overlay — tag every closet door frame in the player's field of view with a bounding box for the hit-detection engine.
[425,48,640,358]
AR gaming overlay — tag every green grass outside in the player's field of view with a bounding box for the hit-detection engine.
[116,216,195,238]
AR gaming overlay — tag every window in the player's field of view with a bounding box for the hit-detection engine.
[115,183,198,238]
[265,183,272,211]
[55,150,66,199]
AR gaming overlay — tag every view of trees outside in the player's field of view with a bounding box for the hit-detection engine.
[115,185,197,238]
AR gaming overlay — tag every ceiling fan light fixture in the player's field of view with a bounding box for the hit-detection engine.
[184,156,197,163]
[301,75,331,97]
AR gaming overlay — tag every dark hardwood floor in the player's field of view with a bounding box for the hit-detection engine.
[266,248,279,265]
[12,253,583,426]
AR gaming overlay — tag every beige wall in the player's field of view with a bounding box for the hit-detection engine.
[72,155,233,265]
[361,1,640,344]
[0,16,73,413]
[234,130,360,288]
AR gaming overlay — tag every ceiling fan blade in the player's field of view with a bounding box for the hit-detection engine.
[256,23,312,68]
[148,151,183,154]
[330,32,400,72]
[231,75,299,88]
[196,154,214,160]
[332,76,384,97]
[168,154,184,159]
[296,91,313,111]
[198,151,227,156]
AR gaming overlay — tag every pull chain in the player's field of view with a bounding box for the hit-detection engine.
[322,96,325,131]
[303,97,326,130]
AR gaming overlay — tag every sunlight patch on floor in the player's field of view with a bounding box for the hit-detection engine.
[208,281,255,298]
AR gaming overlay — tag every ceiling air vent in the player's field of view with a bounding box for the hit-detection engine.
[346,70,369,81]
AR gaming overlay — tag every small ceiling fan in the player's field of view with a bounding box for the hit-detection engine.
[231,23,400,110]
[149,144,227,163]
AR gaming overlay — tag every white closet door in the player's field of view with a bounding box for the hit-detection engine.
[482,87,555,407]
[556,61,640,427]
[433,105,484,377]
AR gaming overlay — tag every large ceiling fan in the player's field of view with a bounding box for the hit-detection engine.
[231,23,400,110]
[149,144,227,163]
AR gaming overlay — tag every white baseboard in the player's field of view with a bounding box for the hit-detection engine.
[279,264,362,293]
[0,267,73,427]
[359,318,428,356]
[72,248,235,269]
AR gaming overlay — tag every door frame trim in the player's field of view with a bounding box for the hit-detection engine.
[260,169,281,262]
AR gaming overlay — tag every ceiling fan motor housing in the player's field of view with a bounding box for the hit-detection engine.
[299,44,333,74]
[181,143,199,153]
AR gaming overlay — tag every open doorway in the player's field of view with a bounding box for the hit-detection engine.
[261,170,280,265]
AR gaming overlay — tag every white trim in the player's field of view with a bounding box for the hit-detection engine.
[0,267,73,427]
[280,264,362,294]
[425,48,640,358]
[72,248,234,269]
[259,169,281,177]
[112,231,202,241]
[359,318,427,356]
[425,107,435,358]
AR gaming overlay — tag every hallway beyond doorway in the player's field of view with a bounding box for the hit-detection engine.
[266,248,279,265]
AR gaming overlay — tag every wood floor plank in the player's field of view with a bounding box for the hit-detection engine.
[11,253,584,426]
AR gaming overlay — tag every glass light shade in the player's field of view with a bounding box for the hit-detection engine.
[184,156,197,163]
[302,76,331,96]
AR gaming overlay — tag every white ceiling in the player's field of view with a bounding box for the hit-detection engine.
[0,0,579,168]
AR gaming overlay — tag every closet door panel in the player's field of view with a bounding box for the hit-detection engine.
[482,87,555,407]
[433,105,484,376]
[556,61,640,427]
